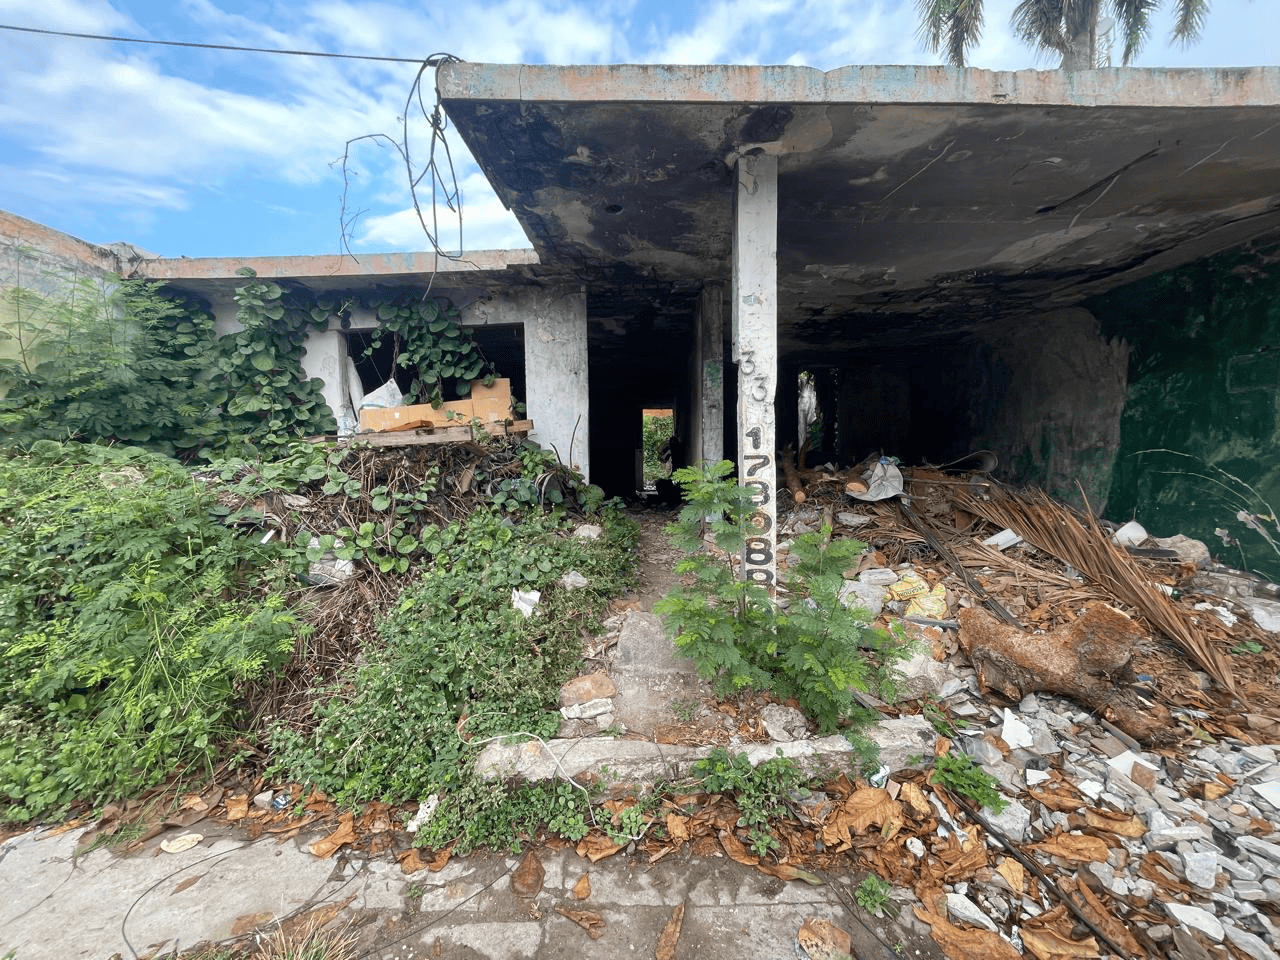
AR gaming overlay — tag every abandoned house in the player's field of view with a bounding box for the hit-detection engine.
[4,63,1280,583]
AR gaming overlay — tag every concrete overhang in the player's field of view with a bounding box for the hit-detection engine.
[138,248,547,303]
[438,63,1280,357]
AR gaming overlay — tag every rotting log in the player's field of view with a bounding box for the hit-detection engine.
[957,604,1174,745]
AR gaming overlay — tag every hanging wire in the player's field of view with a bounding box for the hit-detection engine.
[339,54,468,264]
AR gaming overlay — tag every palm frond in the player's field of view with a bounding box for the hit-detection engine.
[948,0,986,66]
[1109,0,1161,64]
[1012,0,1069,53]
[1170,0,1209,45]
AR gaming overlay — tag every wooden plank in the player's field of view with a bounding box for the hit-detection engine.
[307,421,533,448]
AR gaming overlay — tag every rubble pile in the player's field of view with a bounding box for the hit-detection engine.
[768,465,1280,960]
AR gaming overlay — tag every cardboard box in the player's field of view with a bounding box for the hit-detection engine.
[358,379,513,432]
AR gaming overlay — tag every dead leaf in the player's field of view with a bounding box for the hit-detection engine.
[279,895,356,942]
[1032,834,1109,863]
[898,781,932,819]
[398,848,427,875]
[995,857,1025,894]
[718,830,760,866]
[655,902,685,960]
[225,796,249,821]
[796,917,851,960]
[576,832,624,863]
[1202,780,1231,801]
[1084,809,1146,838]
[1020,926,1099,960]
[1072,876,1144,956]
[170,873,205,895]
[427,845,453,872]
[231,911,274,936]
[308,813,355,859]
[755,862,823,885]
[571,873,591,900]
[511,849,545,898]
[666,813,691,843]
[1028,783,1084,812]
[915,904,1021,960]
[555,906,605,940]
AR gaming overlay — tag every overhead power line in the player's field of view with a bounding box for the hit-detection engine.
[0,22,446,64]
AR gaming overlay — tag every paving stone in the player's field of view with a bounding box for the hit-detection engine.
[838,579,887,617]
[1163,902,1224,941]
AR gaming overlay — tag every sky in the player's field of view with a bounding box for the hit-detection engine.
[0,0,1275,259]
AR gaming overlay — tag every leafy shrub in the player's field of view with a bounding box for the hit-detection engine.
[0,441,301,821]
[642,412,674,485]
[930,751,1008,813]
[653,461,910,733]
[692,746,807,856]
[270,505,637,807]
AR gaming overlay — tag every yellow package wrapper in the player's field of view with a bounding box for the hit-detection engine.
[887,571,929,601]
[905,584,949,619]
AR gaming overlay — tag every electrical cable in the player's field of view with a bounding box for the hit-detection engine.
[0,22,446,64]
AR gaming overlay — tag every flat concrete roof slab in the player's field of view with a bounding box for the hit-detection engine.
[440,64,1280,352]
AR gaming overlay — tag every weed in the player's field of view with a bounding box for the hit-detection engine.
[692,747,807,858]
[921,696,964,737]
[930,752,1008,813]
[1231,640,1263,655]
[0,442,299,822]
[404,882,425,902]
[670,698,700,723]
[654,462,911,734]
[855,872,893,915]
[270,504,636,809]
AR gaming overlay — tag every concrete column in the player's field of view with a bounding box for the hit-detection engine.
[302,328,358,435]
[693,284,725,468]
[517,288,591,480]
[732,153,779,590]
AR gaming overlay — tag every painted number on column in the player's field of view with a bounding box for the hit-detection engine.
[741,406,774,587]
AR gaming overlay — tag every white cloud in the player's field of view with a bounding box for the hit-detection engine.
[354,170,531,251]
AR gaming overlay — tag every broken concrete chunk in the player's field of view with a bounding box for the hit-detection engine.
[759,703,809,742]
[561,698,613,720]
[1000,709,1033,751]
[560,672,617,707]
[856,567,899,587]
[573,524,603,540]
[837,579,886,617]
[945,892,998,932]
[1162,902,1224,941]
[836,511,873,529]
[1147,534,1211,568]
[897,650,953,700]
[558,569,590,589]
[1111,520,1148,547]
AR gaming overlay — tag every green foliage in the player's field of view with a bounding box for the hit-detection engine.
[692,747,806,857]
[641,412,674,485]
[0,266,337,456]
[930,752,1008,813]
[363,295,492,406]
[855,872,893,915]
[269,506,638,809]
[0,441,301,822]
[654,462,910,733]
[0,275,223,453]
[207,269,336,446]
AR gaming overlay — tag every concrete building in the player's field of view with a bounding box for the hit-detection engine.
[5,64,1280,583]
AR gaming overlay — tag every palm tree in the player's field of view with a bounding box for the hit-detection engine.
[917,0,1210,71]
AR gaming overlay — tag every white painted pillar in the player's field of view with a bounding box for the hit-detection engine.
[694,284,725,467]
[732,154,779,590]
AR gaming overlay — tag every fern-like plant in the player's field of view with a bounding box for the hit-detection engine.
[654,461,909,733]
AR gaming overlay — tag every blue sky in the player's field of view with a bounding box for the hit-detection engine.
[0,0,1275,258]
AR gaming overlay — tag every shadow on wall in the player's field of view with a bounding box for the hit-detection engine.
[1096,241,1280,583]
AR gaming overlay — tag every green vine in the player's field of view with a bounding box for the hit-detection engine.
[364,294,492,405]
[209,268,337,444]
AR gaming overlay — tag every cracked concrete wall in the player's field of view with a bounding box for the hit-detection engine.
[963,308,1130,513]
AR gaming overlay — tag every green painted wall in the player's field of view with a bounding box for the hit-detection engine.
[1096,242,1280,582]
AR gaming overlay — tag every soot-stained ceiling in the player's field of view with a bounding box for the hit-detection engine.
[439,63,1280,359]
